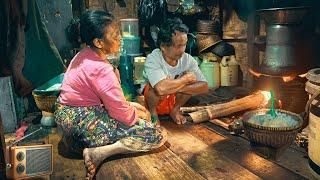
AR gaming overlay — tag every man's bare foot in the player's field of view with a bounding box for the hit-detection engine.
[83,148,103,180]
[170,108,186,124]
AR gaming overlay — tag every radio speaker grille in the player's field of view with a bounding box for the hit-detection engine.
[26,148,52,175]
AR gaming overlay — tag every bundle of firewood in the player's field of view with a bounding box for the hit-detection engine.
[181,90,271,123]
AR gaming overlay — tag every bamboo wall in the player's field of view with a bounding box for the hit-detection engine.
[87,0,254,86]
[223,8,266,88]
[88,0,139,19]
[223,9,249,87]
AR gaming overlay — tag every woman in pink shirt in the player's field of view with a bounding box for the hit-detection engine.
[54,10,167,179]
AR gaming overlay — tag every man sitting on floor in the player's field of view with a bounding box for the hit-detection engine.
[143,18,209,125]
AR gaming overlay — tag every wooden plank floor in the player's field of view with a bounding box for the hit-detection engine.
[45,119,314,180]
[5,87,314,179]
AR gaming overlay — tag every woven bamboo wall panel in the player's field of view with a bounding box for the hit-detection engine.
[88,0,138,20]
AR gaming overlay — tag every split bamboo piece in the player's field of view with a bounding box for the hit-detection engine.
[188,91,270,123]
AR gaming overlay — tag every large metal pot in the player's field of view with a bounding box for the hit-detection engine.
[242,109,303,148]
[254,6,313,76]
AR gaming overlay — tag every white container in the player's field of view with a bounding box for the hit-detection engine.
[220,55,238,86]
[200,59,220,89]
[134,56,146,84]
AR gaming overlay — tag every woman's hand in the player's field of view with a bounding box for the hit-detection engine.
[130,102,151,122]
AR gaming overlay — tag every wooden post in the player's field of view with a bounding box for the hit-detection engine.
[0,114,6,179]
[246,11,260,89]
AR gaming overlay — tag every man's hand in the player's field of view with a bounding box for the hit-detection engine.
[181,71,197,84]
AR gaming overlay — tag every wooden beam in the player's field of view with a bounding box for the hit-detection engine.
[246,11,260,89]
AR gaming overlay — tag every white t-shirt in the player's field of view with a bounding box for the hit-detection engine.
[144,48,207,88]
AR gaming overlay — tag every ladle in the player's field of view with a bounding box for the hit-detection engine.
[267,90,277,118]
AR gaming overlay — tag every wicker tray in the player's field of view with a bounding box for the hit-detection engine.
[242,109,303,148]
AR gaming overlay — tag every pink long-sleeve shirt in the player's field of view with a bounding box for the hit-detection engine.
[58,48,137,126]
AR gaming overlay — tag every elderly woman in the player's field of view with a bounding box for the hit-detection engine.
[54,10,167,179]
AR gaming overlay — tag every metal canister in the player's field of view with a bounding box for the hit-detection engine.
[220,55,238,86]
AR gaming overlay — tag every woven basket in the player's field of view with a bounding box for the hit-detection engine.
[196,34,222,53]
[242,109,303,148]
[197,20,215,34]
[32,92,58,113]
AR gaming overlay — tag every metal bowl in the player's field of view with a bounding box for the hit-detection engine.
[257,6,311,25]
[242,109,303,148]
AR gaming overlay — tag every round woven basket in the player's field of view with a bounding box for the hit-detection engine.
[197,20,216,34]
[242,109,303,148]
[32,92,58,113]
[196,34,222,53]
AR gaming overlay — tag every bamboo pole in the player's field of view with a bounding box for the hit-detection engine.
[189,91,269,123]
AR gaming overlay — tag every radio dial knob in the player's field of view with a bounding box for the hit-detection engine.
[16,164,25,174]
[16,152,25,161]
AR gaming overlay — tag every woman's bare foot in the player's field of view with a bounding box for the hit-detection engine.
[83,148,103,180]
[170,108,186,125]
[153,119,161,127]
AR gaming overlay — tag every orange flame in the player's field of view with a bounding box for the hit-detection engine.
[282,76,295,82]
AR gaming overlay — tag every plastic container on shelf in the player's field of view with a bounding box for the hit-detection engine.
[200,59,220,89]
[122,36,140,55]
[120,18,139,37]
[134,56,146,84]
[119,55,136,101]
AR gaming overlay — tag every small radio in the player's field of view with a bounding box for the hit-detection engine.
[6,144,53,179]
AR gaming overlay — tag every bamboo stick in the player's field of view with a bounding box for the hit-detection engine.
[189,91,269,123]
[180,105,212,113]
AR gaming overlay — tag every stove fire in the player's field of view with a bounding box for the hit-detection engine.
[251,73,308,113]
[282,76,295,83]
